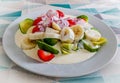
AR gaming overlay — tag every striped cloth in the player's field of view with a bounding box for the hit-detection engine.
[0,0,120,83]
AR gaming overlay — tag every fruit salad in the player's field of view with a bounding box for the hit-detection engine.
[15,9,107,63]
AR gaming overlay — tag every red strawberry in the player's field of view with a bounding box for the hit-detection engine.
[37,50,55,62]
[67,19,76,27]
[56,10,64,18]
[32,26,40,33]
[33,17,42,25]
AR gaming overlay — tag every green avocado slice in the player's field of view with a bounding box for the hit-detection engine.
[60,43,73,55]
[37,41,59,54]
[43,38,58,46]
[19,18,33,34]
[82,40,100,52]
[77,15,88,22]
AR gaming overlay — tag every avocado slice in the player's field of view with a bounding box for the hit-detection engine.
[61,48,70,55]
[60,43,73,55]
[61,43,73,50]
[19,18,33,34]
[37,41,59,54]
[77,15,88,22]
[92,37,107,46]
[43,38,58,46]
[82,40,100,52]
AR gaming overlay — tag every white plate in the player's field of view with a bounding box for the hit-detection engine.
[3,5,117,77]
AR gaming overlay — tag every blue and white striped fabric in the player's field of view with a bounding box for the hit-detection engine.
[0,0,120,83]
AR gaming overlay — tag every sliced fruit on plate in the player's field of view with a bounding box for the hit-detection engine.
[61,43,73,50]
[61,48,70,55]
[32,25,40,33]
[60,27,75,43]
[44,33,60,39]
[27,26,35,34]
[28,32,44,40]
[45,27,59,34]
[72,41,79,51]
[67,19,76,27]
[38,50,55,62]
[52,22,61,31]
[71,25,84,41]
[77,15,88,22]
[33,17,42,25]
[82,39,100,52]
[37,41,59,54]
[60,43,73,54]
[92,37,107,45]
[56,10,64,18]
[19,18,33,34]
[43,38,58,46]
[85,29,101,41]
[21,36,36,50]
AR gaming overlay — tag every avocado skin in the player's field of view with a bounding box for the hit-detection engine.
[43,38,58,46]
[37,41,59,54]
[83,43,99,52]
[19,18,33,34]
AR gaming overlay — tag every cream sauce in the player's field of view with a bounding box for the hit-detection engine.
[15,30,96,64]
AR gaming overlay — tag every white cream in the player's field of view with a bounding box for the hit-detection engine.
[15,30,96,64]
[49,49,96,64]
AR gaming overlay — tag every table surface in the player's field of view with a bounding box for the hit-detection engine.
[0,0,120,83]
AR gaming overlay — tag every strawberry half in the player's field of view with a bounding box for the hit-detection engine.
[67,19,76,27]
[56,10,64,18]
[33,17,42,25]
[37,50,55,62]
[32,25,40,33]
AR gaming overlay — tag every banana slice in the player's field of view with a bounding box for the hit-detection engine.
[71,25,84,41]
[28,32,44,40]
[21,36,36,50]
[45,27,59,34]
[26,26,35,34]
[44,33,60,39]
[60,27,74,43]
[52,22,61,31]
[85,29,101,41]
